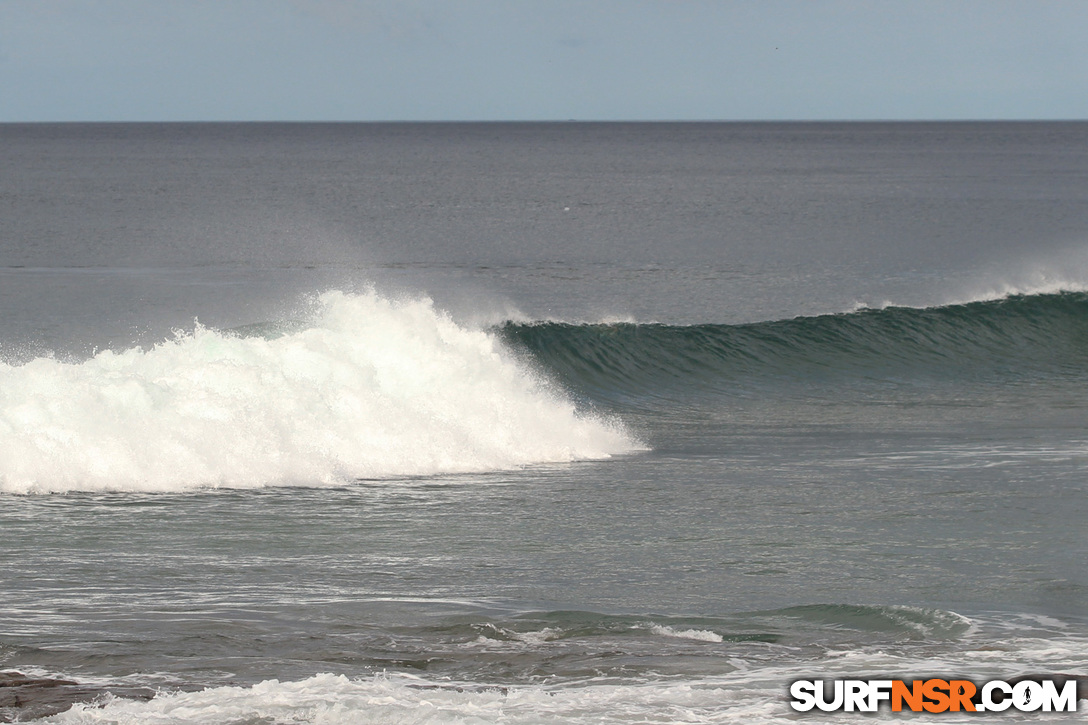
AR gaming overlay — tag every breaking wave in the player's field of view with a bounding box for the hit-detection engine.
[0,291,636,494]
[5,289,1086,493]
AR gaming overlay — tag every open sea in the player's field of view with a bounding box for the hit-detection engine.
[1,122,1087,722]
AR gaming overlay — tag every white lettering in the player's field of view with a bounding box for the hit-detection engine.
[815,679,844,712]
[981,680,1012,712]
[1013,680,1043,712]
[789,680,816,712]
[843,680,869,712]
[867,679,893,711]
[1040,680,1077,712]
[789,676,1077,713]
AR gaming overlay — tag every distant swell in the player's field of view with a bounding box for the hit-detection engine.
[499,291,1088,400]
[0,291,636,494]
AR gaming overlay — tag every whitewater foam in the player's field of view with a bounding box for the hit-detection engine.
[648,624,725,643]
[40,673,751,725]
[0,290,637,494]
[37,665,1088,724]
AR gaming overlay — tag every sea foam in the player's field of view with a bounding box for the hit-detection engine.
[43,673,747,725]
[0,290,636,494]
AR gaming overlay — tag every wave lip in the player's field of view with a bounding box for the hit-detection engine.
[499,291,1088,400]
[0,291,637,494]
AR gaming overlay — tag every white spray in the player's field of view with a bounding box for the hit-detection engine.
[0,290,637,493]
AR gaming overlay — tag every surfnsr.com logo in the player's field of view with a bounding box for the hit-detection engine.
[789,678,1081,713]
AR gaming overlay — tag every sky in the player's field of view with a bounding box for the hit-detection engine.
[1,0,1086,122]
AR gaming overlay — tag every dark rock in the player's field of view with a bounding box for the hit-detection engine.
[0,671,156,722]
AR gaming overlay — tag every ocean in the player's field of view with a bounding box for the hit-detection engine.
[1,122,1086,722]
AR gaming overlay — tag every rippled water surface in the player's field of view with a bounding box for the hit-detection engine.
[1,122,1087,722]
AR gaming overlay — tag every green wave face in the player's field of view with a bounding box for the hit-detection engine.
[498,292,1088,403]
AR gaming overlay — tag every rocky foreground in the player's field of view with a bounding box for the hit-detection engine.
[2,670,1085,721]
[0,671,155,722]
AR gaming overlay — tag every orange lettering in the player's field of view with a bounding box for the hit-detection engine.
[892,680,924,712]
[948,680,976,712]
[922,679,950,713]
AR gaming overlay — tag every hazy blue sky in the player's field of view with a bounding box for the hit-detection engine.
[2,0,1086,121]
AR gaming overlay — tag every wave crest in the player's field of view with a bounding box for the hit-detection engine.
[499,291,1088,399]
[0,291,637,494]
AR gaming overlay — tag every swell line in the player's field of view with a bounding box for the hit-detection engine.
[498,291,1088,400]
